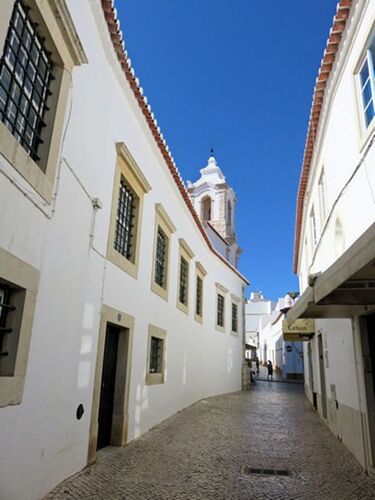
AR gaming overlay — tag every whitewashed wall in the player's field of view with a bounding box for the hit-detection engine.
[296,0,375,468]
[0,1,246,499]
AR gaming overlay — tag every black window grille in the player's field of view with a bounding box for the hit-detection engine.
[196,275,203,317]
[114,177,136,260]
[0,285,15,358]
[179,257,188,305]
[232,303,238,332]
[155,227,167,288]
[149,336,163,373]
[0,0,54,162]
[217,294,224,327]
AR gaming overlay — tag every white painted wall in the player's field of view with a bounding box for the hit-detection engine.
[0,1,247,498]
[295,0,374,468]
[298,0,375,283]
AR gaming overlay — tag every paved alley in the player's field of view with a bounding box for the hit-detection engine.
[46,381,375,500]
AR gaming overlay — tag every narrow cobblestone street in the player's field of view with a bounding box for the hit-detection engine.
[46,380,375,500]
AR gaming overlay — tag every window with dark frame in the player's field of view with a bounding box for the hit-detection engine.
[155,227,167,288]
[114,176,137,260]
[0,279,25,376]
[0,284,14,359]
[0,0,54,162]
[196,275,203,317]
[149,336,163,374]
[179,256,188,305]
[217,293,224,327]
[232,303,238,332]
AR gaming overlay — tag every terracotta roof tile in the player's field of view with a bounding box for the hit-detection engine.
[293,0,352,273]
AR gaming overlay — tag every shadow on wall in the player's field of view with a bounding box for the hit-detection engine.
[227,348,233,374]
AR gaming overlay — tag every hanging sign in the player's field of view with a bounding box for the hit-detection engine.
[282,319,315,342]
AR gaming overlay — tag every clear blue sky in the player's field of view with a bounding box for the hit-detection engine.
[117,0,338,300]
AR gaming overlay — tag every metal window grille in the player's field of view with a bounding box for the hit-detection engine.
[0,285,15,357]
[155,227,167,287]
[232,303,238,332]
[114,177,136,260]
[217,294,224,327]
[196,276,203,317]
[179,257,188,305]
[149,336,163,374]
[0,0,53,162]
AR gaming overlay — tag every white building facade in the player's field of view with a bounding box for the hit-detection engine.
[288,0,375,475]
[247,293,303,379]
[0,1,248,498]
[245,292,272,355]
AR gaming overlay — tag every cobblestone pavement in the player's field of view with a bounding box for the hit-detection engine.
[46,381,375,499]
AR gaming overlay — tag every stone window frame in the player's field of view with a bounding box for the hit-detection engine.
[194,261,206,324]
[215,282,228,333]
[0,246,39,408]
[231,293,241,337]
[0,0,87,202]
[146,324,166,386]
[107,142,151,279]
[176,238,194,315]
[151,203,176,302]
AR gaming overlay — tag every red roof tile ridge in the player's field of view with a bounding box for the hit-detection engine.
[293,0,353,273]
[100,0,249,285]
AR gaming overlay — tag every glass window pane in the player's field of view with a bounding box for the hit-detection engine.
[362,80,372,108]
[0,86,7,110]
[365,100,375,126]
[0,67,12,91]
[360,61,370,87]
[0,0,53,161]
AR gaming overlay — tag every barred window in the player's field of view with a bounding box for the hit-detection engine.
[232,303,238,333]
[217,294,224,327]
[179,257,188,305]
[114,177,137,260]
[0,279,25,377]
[0,285,13,359]
[149,336,163,374]
[0,0,54,162]
[155,227,167,288]
[196,276,203,317]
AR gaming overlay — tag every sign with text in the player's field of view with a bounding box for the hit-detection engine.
[282,319,315,342]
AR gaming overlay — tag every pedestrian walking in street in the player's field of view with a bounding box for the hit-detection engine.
[255,357,260,375]
[267,360,273,380]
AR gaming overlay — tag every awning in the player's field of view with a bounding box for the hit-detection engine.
[287,223,375,325]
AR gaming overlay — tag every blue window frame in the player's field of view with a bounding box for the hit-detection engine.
[359,44,375,128]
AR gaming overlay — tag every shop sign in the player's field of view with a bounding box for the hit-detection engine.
[282,319,315,342]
